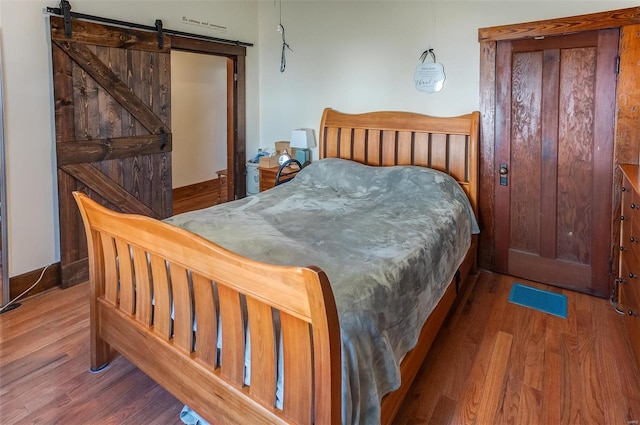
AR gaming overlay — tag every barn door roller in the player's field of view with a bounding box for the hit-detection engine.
[61,0,72,38]
[155,19,164,49]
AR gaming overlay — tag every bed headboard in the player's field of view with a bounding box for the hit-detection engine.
[319,108,480,216]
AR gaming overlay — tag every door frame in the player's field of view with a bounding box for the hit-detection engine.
[492,30,618,296]
[0,42,7,308]
[478,7,640,292]
[171,36,247,202]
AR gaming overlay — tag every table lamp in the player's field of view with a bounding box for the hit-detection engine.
[290,128,316,165]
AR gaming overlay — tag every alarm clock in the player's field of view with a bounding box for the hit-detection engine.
[278,149,291,165]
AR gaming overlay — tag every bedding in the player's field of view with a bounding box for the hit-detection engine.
[167,158,479,424]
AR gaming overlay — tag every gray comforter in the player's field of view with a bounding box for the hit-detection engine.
[167,158,479,424]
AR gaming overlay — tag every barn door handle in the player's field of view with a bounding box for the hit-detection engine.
[160,128,166,150]
[499,164,508,186]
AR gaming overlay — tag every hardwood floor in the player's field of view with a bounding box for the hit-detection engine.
[0,282,183,424]
[1,271,639,424]
[395,272,640,424]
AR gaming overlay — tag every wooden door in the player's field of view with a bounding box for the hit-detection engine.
[50,17,172,287]
[494,29,619,297]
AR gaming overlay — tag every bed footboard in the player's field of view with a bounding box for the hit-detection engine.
[73,192,341,425]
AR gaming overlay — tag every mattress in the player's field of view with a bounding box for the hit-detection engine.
[167,158,479,424]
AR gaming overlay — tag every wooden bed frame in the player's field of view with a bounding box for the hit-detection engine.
[74,108,480,425]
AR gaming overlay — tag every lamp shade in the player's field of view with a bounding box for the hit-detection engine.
[290,128,316,149]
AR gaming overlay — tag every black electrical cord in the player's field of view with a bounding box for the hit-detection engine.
[276,0,292,72]
[279,24,292,73]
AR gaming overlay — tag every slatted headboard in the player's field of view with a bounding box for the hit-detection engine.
[319,108,480,216]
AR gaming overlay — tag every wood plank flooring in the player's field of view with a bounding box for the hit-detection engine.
[395,272,640,424]
[1,271,639,424]
[0,282,183,424]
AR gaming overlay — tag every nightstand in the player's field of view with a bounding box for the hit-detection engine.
[215,169,227,204]
[258,165,296,191]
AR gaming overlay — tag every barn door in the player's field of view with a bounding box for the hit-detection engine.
[50,16,172,287]
[494,29,619,297]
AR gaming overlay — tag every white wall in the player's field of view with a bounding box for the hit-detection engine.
[171,50,228,189]
[256,1,640,161]
[0,0,259,277]
[1,0,639,279]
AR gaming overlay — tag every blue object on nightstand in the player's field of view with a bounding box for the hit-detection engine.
[295,148,309,164]
[508,283,567,318]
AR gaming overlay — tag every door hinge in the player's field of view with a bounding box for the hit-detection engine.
[609,254,614,275]
[234,73,238,82]
[616,56,620,74]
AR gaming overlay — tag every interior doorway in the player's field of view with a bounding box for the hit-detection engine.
[477,8,640,299]
[171,36,248,207]
[171,51,229,212]
[493,30,618,297]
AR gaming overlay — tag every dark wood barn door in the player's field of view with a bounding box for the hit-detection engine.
[50,17,172,287]
[494,29,619,297]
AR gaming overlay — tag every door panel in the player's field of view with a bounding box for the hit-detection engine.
[50,16,172,287]
[510,50,542,255]
[557,46,595,265]
[495,29,618,297]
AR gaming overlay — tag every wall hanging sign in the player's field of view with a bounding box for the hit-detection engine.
[414,49,445,93]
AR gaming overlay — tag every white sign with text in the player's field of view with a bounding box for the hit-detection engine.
[414,62,446,93]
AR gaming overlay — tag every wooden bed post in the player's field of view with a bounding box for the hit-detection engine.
[73,192,110,371]
[305,266,342,425]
